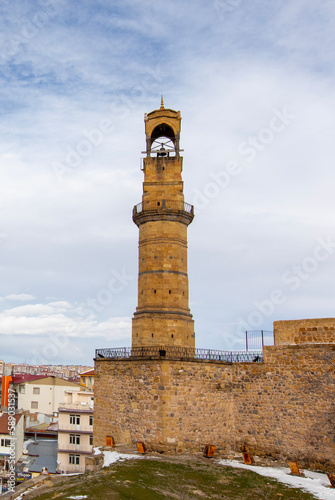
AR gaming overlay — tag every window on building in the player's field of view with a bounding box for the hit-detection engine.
[33,387,40,395]
[70,434,80,445]
[1,439,11,447]
[90,435,93,446]
[69,454,80,465]
[31,401,38,409]
[19,385,25,394]
[70,414,80,425]
[89,415,93,426]
[82,377,86,384]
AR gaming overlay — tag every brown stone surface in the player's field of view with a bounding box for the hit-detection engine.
[274,318,335,346]
[94,338,335,471]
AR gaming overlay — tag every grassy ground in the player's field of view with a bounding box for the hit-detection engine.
[18,456,317,500]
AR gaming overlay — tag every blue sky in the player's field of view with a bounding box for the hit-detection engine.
[0,0,335,365]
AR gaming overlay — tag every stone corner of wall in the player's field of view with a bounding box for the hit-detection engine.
[273,317,335,346]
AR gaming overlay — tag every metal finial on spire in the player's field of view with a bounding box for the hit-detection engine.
[160,95,164,109]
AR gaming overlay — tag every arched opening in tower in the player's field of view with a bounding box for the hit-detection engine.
[150,123,176,156]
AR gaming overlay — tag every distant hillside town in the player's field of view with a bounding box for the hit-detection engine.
[0,360,92,382]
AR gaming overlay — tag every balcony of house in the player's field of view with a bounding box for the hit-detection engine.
[132,200,194,226]
[58,425,93,433]
[57,444,93,454]
[61,464,86,473]
[58,403,93,413]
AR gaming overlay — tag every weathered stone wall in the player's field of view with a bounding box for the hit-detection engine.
[232,343,335,470]
[274,318,335,346]
[94,358,234,452]
[94,340,335,470]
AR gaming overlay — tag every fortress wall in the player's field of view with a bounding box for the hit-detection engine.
[93,360,165,446]
[232,344,335,470]
[274,318,335,346]
[94,358,235,452]
[94,342,335,470]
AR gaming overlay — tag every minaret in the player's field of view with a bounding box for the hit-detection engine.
[132,99,195,348]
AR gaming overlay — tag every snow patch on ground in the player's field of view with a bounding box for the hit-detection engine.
[22,438,35,452]
[14,484,40,500]
[218,460,335,500]
[23,438,35,446]
[67,496,88,499]
[103,450,143,467]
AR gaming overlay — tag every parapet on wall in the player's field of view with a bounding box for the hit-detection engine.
[274,318,335,346]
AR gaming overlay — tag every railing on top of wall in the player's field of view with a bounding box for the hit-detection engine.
[245,330,274,351]
[95,346,263,363]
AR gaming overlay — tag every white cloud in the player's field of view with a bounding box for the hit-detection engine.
[0,294,36,302]
[0,300,131,339]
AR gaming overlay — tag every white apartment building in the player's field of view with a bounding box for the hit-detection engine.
[13,376,81,416]
[57,391,94,473]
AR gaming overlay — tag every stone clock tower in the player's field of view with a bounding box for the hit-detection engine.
[94,102,334,468]
[132,98,195,348]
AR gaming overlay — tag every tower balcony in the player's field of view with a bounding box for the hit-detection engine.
[132,199,194,227]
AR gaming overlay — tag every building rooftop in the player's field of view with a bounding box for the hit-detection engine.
[0,413,22,434]
[13,375,81,387]
[79,368,94,376]
[12,374,49,384]
[18,439,58,474]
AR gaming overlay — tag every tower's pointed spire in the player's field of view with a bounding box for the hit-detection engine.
[160,95,164,109]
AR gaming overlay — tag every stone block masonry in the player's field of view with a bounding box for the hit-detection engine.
[274,317,335,346]
[94,319,335,471]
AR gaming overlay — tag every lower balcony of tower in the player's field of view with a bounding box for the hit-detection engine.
[132,310,195,349]
[132,201,194,227]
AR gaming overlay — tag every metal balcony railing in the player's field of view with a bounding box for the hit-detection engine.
[133,200,194,216]
[245,330,274,351]
[95,346,263,363]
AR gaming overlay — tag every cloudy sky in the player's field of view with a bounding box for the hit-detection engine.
[0,0,334,365]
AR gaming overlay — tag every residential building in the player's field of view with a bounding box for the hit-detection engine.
[79,368,94,391]
[12,375,81,416]
[57,391,94,473]
[0,413,24,493]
